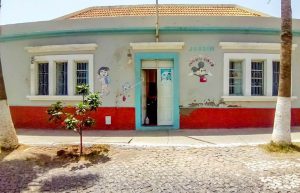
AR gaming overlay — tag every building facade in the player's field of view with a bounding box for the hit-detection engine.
[1,4,300,130]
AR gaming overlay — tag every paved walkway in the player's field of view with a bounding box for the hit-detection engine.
[1,128,300,192]
[17,127,300,147]
[2,145,300,192]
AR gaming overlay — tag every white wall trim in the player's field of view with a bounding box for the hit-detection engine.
[222,96,298,102]
[25,44,98,53]
[30,62,36,96]
[130,42,185,50]
[27,95,83,101]
[219,42,298,50]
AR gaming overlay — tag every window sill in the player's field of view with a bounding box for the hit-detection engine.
[27,95,82,101]
[222,96,298,102]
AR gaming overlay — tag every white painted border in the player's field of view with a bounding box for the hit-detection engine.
[29,54,94,100]
[26,95,82,101]
[223,53,280,97]
[219,42,298,50]
[272,96,292,143]
[222,96,297,102]
[25,44,98,53]
[130,42,184,50]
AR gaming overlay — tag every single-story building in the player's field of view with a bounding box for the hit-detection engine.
[1,4,300,130]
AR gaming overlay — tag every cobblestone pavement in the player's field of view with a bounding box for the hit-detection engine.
[1,146,300,193]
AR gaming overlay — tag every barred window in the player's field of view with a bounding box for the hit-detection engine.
[272,61,280,96]
[76,62,89,86]
[251,61,264,96]
[38,63,49,95]
[229,61,243,96]
[56,62,68,95]
[30,54,93,99]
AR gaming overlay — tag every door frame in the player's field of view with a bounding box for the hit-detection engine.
[135,52,180,130]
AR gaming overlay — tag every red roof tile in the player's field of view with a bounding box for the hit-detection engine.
[58,4,269,20]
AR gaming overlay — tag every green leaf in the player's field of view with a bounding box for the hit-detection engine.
[76,84,90,96]
[47,101,64,122]
[64,116,79,130]
[86,92,102,111]
[75,102,89,115]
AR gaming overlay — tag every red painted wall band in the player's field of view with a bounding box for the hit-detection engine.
[180,108,300,129]
[9,106,300,129]
[10,106,135,130]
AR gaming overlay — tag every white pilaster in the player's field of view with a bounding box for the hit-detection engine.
[88,55,94,92]
[266,58,273,96]
[223,55,230,96]
[30,62,36,95]
[245,57,252,96]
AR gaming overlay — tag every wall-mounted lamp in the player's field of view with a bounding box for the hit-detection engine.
[127,49,133,65]
[31,56,35,64]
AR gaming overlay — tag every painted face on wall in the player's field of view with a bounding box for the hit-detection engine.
[189,56,215,83]
[99,69,108,77]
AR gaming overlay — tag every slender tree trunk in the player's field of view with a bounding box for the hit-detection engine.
[0,59,19,149]
[272,0,292,144]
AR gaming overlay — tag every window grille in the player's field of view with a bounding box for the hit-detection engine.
[251,61,264,96]
[272,61,280,96]
[76,62,88,86]
[56,62,68,95]
[38,63,49,95]
[229,61,243,96]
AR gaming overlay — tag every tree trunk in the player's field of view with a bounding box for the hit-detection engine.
[0,60,19,149]
[272,0,292,144]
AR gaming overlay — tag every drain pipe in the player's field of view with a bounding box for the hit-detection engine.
[155,0,159,42]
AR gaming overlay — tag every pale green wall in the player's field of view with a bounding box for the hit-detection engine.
[1,16,300,108]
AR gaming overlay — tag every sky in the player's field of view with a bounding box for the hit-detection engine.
[0,0,299,25]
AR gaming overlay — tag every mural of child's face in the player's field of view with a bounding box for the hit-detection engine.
[100,70,108,77]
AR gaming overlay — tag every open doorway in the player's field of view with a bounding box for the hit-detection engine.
[141,60,174,127]
[135,54,179,130]
[142,69,157,126]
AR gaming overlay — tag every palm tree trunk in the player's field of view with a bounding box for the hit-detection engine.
[272,0,292,143]
[0,59,19,149]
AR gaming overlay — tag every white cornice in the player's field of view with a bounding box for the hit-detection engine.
[130,42,184,50]
[219,42,298,51]
[25,43,98,53]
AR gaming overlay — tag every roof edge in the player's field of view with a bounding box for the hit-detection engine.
[54,4,271,20]
[234,5,271,17]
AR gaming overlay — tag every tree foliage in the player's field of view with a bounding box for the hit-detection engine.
[47,84,101,155]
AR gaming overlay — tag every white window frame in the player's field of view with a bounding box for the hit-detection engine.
[222,53,297,102]
[27,54,94,101]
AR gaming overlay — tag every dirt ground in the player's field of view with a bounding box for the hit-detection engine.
[0,144,110,164]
